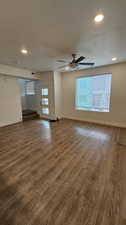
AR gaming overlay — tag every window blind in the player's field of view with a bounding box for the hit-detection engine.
[25,81,35,95]
[76,74,112,112]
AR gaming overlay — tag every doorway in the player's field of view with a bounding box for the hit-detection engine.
[18,79,39,120]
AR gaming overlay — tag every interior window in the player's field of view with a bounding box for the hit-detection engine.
[41,98,48,106]
[41,88,49,115]
[41,88,48,96]
[42,107,49,115]
[25,81,35,95]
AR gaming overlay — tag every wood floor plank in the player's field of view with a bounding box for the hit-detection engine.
[0,119,125,225]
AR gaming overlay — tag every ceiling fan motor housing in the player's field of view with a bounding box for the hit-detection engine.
[70,63,78,68]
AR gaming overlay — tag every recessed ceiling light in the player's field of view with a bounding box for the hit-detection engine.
[112,57,117,61]
[94,14,104,23]
[21,48,28,55]
[65,66,70,71]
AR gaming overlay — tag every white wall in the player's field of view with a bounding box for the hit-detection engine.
[0,75,22,127]
[62,62,126,127]
[54,71,62,119]
[1,61,126,128]
[0,64,38,80]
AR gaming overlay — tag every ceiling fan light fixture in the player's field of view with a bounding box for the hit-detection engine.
[94,14,104,23]
[65,66,70,71]
[21,48,28,55]
[112,57,117,61]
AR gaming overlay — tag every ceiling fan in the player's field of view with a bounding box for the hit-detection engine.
[57,54,95,70]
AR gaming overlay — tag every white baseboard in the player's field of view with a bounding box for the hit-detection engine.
[0,119,22,128]
[63,116,126,128]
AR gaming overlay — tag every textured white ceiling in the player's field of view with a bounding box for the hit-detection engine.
[0,0,126,71]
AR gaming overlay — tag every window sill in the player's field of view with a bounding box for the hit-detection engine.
[76,107,109,112]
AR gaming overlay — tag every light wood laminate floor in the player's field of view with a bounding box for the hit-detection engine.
[0,119,126,225]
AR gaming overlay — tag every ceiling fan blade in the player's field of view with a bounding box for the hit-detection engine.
[71,59,76,63]
[79,62,95,66]
[71,54,76,63]
[75,56,85,63]
[57,60,67,63]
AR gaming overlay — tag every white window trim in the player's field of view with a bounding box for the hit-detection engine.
[75,73,112,113]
